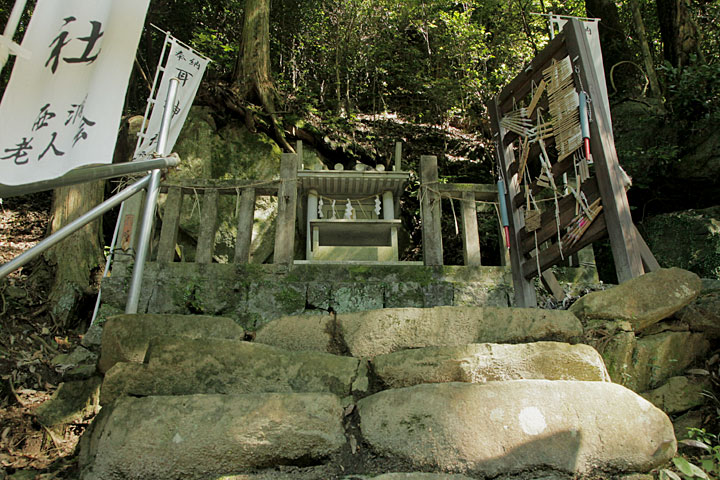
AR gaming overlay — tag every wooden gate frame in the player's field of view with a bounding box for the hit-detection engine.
[488,19,658,307]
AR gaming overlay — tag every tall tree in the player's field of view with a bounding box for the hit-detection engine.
[656,0,704,67]
[585,0,631,87]
[233,0,293,151]
[45,181,105,326]
[628,0,663,99]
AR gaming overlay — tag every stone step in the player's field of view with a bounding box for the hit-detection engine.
[357,381,676,477]
[79,393,345,480]
[100,336,363,405]
[255,306,583,357]
[98,313,245,373]
[372,342,610,389]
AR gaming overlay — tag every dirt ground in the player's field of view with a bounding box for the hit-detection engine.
[0,193,87,479]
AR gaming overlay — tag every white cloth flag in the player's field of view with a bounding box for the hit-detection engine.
[134,37,209,160]
[0,0,150,186]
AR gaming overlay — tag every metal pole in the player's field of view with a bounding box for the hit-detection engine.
[0,156,180,198]
[0,175,151,281]
[89,202,124,327]
[0,0,28,71]
[125,78,180,314]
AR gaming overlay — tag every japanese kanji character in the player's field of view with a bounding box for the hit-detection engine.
[64,21,104,65]
[73,117,96,146]
[45,17,75,74]
[45,18,104,73]
[66,98,87,126]
[189,58,202,70]
[1,137,33,165]
[172,101,182,118]
[32,104,57,131]
[38,132,65,160]
[174,50,186,61]
[175,68,193,87]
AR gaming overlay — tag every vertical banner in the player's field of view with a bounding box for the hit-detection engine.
[0,0,150,186]
[134,36,209,160]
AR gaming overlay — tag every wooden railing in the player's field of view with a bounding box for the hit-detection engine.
[153,153,298,265]
[419,155,500,267]
[114,151,505,268]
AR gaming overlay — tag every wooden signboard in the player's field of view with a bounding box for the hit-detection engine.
[488,19,657,307]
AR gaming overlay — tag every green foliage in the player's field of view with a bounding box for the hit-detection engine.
[661,59,720,121]
[660,428,720,480]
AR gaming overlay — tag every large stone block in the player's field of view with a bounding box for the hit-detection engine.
[677,280,720,339]
[641,376,710,414]
[627,331,709,392]
[80,393,345,480]
[331,283,384,313]
[569,268,701,332]
[35,377,101,427]
[384,283,425,309]
[340,306,583,357]
[452,283,510,307]
[255,314,337,353]
[100,336,360,404]
[597,329,709,392]
[357,382,676,476]
[98,314,245,373]
[372,342,610,389]
[348,475,477,480]
[247,282,307,327]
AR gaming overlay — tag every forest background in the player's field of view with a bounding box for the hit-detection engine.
[1,0,720,476]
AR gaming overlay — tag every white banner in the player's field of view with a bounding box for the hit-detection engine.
[0,0,150,186]
[134,37,209,160]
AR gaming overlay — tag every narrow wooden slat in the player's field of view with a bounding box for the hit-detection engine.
[541,270,564,301]
[512,152,575,207]
[519,178,600,254]
[420,155,443,266]
[436,183,498,202]
[233,187,256,264]
[461,191,481,266]
[497,33,569,114]
[274,153,298,264]
[196,189,219,264]
[157,187,183,263]
[633,224,661,273]
[564,19,643,282]
[160,179,279,196]
[489,99,537,307]
[522,213,607,279]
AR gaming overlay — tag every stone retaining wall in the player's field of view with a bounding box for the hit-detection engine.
[101,263,513,329]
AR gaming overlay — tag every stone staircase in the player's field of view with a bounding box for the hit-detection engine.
[78,305,677,480]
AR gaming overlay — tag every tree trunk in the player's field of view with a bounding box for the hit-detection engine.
[628,0,663,99]
[656,0,704,67]
[44,181,105,326]
[233,0,293,152]
[585,0,631,87]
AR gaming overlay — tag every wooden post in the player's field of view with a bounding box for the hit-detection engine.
[113,191,145,276]
[489,99,537,307]
[157,187,183,263]
[196,189,219,264]
[564,19,644,283]
[274,153,298,264]
[296,140,304,169]
[234,187,256,264]
[461,191,481,266]
[420,155,443,266]
[306,189,318,260]
[394,142,402,171]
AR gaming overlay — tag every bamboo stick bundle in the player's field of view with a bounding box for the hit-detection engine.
[501,108,533,137]
[543,57,582,162]
[561,198,602,248]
